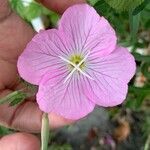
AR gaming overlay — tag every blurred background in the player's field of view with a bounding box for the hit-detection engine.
[0,0,150,149]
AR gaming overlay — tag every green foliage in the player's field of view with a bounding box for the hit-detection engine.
[0,126,13,136]
[141,62,150,79]
[0,90,27,106]
[142,113,150,150]
[132,53,150,62]
[88,0,99,5]
[125,86,150,109]
[94,0,111,16]
[142,115,150,137]
[133,0,150,15]
[104,0,144,12]
[126,50,150,109]
[94,1,128,39]
[129,10,141,44]
[10,0,41,21]
[23,2,43,21]
[10,0,59,25]
[48,144,72,150]
[10,0,24,18]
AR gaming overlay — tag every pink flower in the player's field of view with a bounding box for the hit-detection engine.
[17,4,136,119]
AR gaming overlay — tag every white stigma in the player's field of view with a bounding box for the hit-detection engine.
[59,51,94,83]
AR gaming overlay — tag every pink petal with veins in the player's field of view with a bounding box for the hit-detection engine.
[17,29,70,85]
[83,46,136,106]
[59,4,117,57]
[37,70,95,120]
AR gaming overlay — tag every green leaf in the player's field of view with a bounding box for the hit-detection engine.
[88,0,99,5]
[141,62,150,79]
[0,126,13,136]
[94,0,105,6]
[142,116,150,137]
[42,7,52,15]
[10,0,25,18]
[129,10,141,44]
[0,90,27,106]
[10,0,48,22]
[48,144,72,150]
[24,2,42,21]
[104,0,144,12]
[94,0,111,16]
[132,53,150,62]
[126,86,150,109]
[129,86,150,94]
[9,92,26,106]
[125,94,145,109]
[0,91,19,104]
[133,0,150,15]
[49,13,60,26]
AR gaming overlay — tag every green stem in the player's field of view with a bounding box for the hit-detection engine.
[41,113,49,150]
[144,134,150,150]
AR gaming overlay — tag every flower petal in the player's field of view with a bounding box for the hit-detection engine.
[37,71,95,120]
[17,29,71,85]
[83,46,136,106]
[59,4,117,57]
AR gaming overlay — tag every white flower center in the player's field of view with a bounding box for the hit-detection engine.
[59,51,93,83]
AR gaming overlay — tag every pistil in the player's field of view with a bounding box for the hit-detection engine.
[59,51,94,83]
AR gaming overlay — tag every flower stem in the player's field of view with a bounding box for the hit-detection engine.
[41,113,49,150]
[144,134,150,150]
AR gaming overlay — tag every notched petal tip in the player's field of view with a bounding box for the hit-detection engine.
[58,3,117,57]
[84,45,136,107]
[116,46,136,82]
